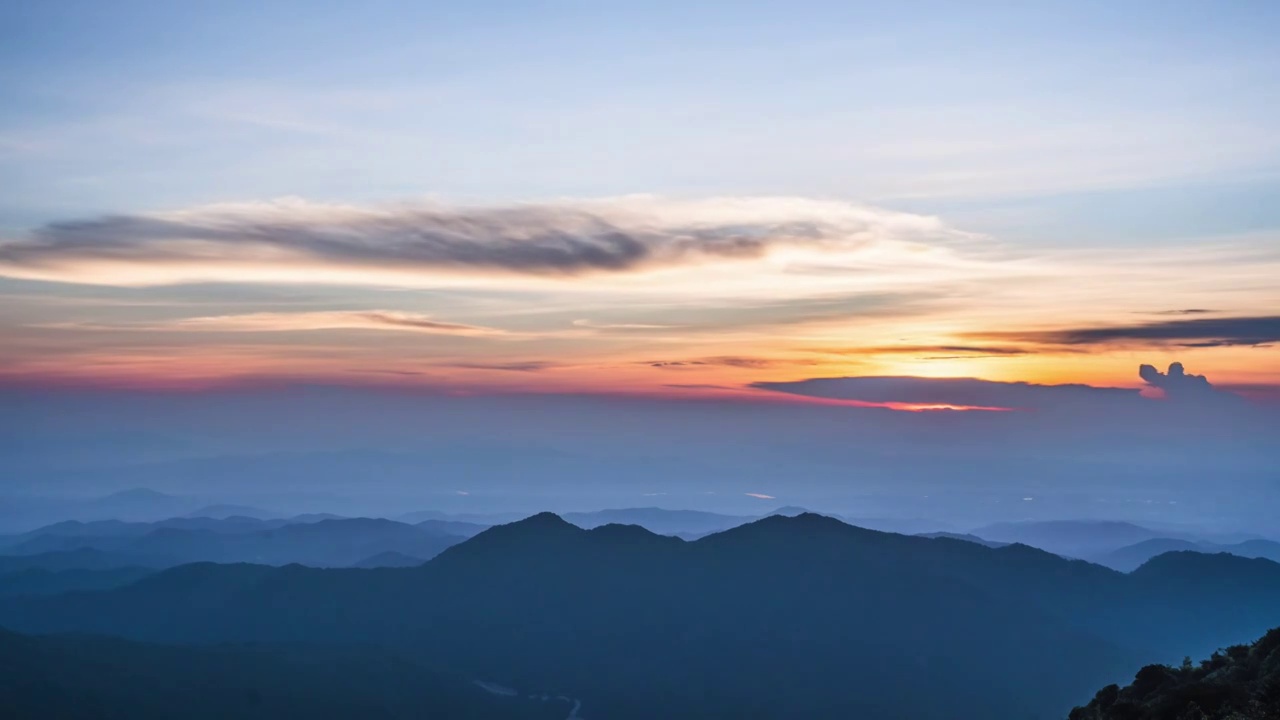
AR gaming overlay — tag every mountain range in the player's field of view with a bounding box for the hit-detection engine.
[0,516,480,570]
[0,626,570,720]
[1090,537,1280,572]
[3,512,1279,719]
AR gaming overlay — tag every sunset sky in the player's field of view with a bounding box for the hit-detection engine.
[3,1,1278,402]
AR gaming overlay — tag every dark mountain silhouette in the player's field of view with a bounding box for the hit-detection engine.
[0,627,569,720]
[0,567,154,596]
[1094,537,1280,572]
[970,520,1170,557]
[5,513,1280,719]
[1069,626,1280,719]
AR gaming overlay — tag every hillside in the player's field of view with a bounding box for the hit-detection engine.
[2,513,1279,719]
[1068,626,1280,719]
[0,627,568,720]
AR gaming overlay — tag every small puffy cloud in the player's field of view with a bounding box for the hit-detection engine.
[1139,362,1215,397]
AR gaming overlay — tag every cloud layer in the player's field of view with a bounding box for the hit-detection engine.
[2,195,1277,395]
[982,316,1280,348]
[0,197,958,286]
[42,311,506,336]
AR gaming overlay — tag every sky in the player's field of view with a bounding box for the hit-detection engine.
[2,1,1279,399]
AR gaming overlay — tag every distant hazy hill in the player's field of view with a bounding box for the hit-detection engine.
[915,531,1008,548]
[0,517,472,568]
[351,551,424,568]
[561,507,748,535]
[0,627,568,720]
[5,513,1280,719]
[560,506,952,537]
[970,520,1170,557]
[1093,537,1280,572]
[0,547,173,572]
[1069,626,1280,719]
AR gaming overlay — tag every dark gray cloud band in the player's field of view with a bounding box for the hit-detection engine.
[978,316,1280,348]
[0,199,932,280]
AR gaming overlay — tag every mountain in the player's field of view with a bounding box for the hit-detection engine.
[915,531,1008,548]
[561,506,952,537]
[842,516,958,535]
[413,518,490,538]
[396,509,527,525]
[1068,626,1280,719]
[970,520,1171,557]
[0,517,471,569]
[351,551,425,568]
[0,516,293,552]
[560,507,748,535]
[0,567,154,596]
[77,488,196,522]
[0,627,569,720]
[6,513,1280,718]
[1093,537,1280,572]
[0,548,175,572]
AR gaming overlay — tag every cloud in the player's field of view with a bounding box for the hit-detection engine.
[753,375,1138,410]
[39,310,506,336]
[648,356,815,369]
[571,319,683,331]
[1139,362,1216,398]
[446,361,557,373]
[977,315,1280,348]
[744,493,776,500]
[0,196,961,286]
[809,344,1031,358]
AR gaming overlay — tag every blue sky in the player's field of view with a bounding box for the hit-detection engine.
[3,0,1279,242]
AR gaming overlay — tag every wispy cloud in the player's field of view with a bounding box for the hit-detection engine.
[744,492,776,500]
[571,319,683,331]
[0,196,962,287]
[38,310,507,336]
[977,315,1280,348]
[808,344,1032,358]
[648,357,817,369]
[445,361,558,373]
